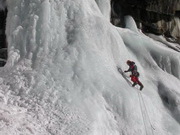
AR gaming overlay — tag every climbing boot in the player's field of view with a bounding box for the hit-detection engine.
[139,84,144,91]
[132,83,136,87]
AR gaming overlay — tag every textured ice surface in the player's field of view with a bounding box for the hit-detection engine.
[0,0,179,135]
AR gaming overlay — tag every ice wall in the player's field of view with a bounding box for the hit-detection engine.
[95,0,111,21]
[120,20,180,135]
[0,0,180,135]
[4,0,133,134]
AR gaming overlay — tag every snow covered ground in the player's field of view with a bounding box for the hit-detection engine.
[0,0,180,135]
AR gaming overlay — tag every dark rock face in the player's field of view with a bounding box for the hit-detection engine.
[0,9,7,48]
[0,9,7,66]
[111,0,180,43]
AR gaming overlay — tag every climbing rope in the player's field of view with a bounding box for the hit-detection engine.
[138,91,148,135]
[138,91,155,135]
[139,92,155,132]
[117,67,155,134]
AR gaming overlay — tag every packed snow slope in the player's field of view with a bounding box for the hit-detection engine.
[0,0,180,135]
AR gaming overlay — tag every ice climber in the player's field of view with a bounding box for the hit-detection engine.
[124,60,144,90]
